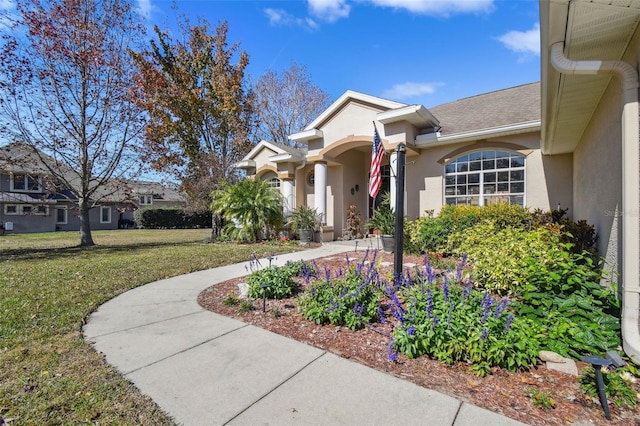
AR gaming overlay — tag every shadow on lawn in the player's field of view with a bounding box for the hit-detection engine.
[0,240,214,261]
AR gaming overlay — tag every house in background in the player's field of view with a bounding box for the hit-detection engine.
[0,142,185,233]
[238,83,571,242]
[540,0,640,364]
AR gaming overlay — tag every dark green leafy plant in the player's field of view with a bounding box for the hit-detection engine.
[247,260,309,299]
[514,247,620,358]
[366,192,395,235]
[288,205,322,232]
[211,179,283,242]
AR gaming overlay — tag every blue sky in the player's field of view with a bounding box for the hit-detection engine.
[138,0,541,108]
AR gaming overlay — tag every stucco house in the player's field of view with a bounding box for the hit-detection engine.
[540,0,640,364]
[0,142,185,233]
[238,0,640,363]
[237,82,571,242]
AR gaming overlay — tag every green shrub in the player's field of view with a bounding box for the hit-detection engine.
[405,203,534,255]
[514,249,620,358]
[446,223,561,295]
[478,203,532,229]
[247,261,308,299]
[133,207,211,229]
[391,260,541,376]
[405,212,453,254]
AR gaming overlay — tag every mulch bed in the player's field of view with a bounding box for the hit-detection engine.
[197,249,640,426]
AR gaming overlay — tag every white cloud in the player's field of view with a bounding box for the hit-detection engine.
[265,8,295,26]
[382,82,444,101]
[136,0,155,19]
[308,0,351,22]
[497,22,540,56]
[265,8,320,30]
[364,0,494,17]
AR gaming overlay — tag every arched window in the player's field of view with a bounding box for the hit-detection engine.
[262,172,281,188]
[444,150,525,206]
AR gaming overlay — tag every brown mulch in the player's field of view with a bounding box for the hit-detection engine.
[197,249,640,426]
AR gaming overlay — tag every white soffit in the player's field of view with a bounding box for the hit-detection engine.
[547,1,640,154]
[377,105,440,128]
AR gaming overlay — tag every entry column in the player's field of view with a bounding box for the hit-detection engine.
[314,161,327,223]
[281,178,294,219]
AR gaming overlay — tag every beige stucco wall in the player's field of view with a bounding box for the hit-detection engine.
[409,132,572,219]
[253,146,277,164]
[572,76,623,277]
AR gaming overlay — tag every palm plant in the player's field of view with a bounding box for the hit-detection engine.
[210,179,283,242]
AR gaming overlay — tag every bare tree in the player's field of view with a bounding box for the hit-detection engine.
[255,62,330,147]
[0,0,145,246]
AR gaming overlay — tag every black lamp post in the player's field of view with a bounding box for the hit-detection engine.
[393,143,406,279]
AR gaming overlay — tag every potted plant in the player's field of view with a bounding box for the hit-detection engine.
[288,205,322,243]
[366,193,396,252]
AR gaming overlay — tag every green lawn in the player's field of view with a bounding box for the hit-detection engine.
[0,229,299,424]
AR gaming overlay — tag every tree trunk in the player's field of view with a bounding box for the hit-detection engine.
[211,213,221,242]
[79,199,95,246]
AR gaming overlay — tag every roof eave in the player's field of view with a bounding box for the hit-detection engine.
[290,128,323,144]
[415,121,541,148]
[377,105,440,128]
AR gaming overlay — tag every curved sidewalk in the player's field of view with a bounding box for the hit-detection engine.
[83,241,527,426]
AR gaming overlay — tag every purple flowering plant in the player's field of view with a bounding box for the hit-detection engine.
[298,250,383,330]
[390,257,541,376]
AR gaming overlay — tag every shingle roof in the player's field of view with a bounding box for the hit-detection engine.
[428,82,540,136]
[267,141,308,157]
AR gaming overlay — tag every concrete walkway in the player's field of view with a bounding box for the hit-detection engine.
[83,240,528,426]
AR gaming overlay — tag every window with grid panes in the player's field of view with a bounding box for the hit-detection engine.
[444,150,525,207]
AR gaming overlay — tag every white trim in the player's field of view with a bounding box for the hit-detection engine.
[55,206,68,224]
[33,205,48,215]
[415,121,541,147]
[100,206,111,223]
[269,153,305,163]
[4,204,18,215]
[9,174,42,193]
[235,159,256,169]
[377,105,440,127]
[290,128,323,143]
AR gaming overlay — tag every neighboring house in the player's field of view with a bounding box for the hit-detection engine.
[540,0,640,364]
[0,142,185,233]
[238,83,571,242]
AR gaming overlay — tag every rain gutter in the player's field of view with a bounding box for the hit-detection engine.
[550,42,640,363]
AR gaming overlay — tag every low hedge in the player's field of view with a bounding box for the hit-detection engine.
[133,207,212,229]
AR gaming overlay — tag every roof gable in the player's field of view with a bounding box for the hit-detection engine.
[304,90,406,131]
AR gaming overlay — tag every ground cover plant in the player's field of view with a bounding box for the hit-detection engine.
[200,249,640,425]
[0,229,299,424]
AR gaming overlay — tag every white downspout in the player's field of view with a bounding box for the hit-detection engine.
[550,42,640,363]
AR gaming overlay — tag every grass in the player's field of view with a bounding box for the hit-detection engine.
[0,229,299,424]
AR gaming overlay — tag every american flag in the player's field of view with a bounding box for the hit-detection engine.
[368,125,385,198]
